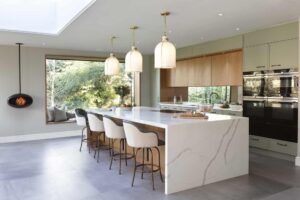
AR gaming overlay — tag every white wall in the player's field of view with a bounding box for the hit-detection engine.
[297,20,300,165]
[0,45,151,138]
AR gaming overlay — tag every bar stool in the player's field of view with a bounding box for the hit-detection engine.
[87,112,110,162]
[103,115,133,175]
[123,120,164,190]
[75,108,90,152]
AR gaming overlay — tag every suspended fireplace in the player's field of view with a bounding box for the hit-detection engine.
[7,43,33,108]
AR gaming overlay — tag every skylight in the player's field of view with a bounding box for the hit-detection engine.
[0,0,96,35]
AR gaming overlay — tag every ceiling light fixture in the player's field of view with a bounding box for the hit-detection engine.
[236,27,240,31]
[125,26,143,73]
[105,36,119,75]
[154,11,176,69]
[218,13,223,16]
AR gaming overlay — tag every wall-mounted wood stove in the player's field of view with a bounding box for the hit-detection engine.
[7,43,33,108]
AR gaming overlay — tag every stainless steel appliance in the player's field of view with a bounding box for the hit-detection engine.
[243,69,298,142]
[243,71,265,97]
[265,69,298,98]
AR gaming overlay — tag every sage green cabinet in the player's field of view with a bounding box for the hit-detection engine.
[244,44,269,72]
[269,39,298,70]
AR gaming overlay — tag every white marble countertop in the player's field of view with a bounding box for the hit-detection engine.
[89,107,244,129]
[159,102,243,112]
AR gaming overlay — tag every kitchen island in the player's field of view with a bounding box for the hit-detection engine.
[91,107,249,194]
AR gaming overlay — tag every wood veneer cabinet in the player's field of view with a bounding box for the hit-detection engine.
[211,54,228,86]
[175,60,189,87]
[164,50,242,87]
[189,57,211,86]
[211,51,243,86]
[227,51,243,86]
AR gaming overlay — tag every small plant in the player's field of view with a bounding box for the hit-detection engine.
[114,85,131,105]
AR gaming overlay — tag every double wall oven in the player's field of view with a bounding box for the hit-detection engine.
[243,69,298,142]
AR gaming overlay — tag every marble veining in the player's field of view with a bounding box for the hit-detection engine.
[224,119,240,164]
[91,107,249,195]
[202,120,235,185]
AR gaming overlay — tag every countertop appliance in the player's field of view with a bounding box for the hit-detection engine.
[243,69,298,143]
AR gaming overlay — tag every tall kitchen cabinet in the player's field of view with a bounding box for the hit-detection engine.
[244,38,298,72]
[244,44,269,71]
[211,51,243,86]
[269,39,298,69]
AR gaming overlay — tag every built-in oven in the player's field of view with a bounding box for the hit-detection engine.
[243,71,265,97]
[243,97,267,138]
[264,98,298,142]
[265,69,298,98]
[243,69,298,143]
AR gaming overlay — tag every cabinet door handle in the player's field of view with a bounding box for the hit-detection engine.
[251,138,260,141]
[256,66,265,69]
[276,142,287,147]
[271,64,282,67]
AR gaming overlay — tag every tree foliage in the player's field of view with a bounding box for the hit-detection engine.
[46,59,132,111]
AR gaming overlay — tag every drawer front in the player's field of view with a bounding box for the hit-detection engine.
[269,139,297,156]
[249,135,270,150]
[227,110,243,116]
[160,105,170,110]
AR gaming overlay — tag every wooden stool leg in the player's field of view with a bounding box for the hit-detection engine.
[79,127,86,152]
[97,135,100,163]
[125,139,128,166]
[119,139,122,175]
[155,147,164,182]
[149,148,155,190]
[132,148,139,187]
[141,148,145,179]
[109,139,114,170]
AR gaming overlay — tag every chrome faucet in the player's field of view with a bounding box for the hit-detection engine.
[209,92,219,104]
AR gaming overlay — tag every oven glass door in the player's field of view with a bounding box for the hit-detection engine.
[265,101,298,142]
[243,76,265,97]
[265,74,298,98]
[243,100,266,137]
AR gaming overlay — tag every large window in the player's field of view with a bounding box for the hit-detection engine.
[46,57,135,122]
[188,86,231,104]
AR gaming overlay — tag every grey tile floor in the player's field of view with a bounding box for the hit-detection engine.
[1,137,300,200]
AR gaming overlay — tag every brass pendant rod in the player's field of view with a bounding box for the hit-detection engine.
[161,11,170,37]
[130,26,138,47]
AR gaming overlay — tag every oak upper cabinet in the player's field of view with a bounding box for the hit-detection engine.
[189,57,211,86]
[165,68,176,87]
[175,60,189,87]
[211,51,243,86]
[269,39,298,70]
[244,44,269,72]
[211,54,228,86]
[227,51,243,86]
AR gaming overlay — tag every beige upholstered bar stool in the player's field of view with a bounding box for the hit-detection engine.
[75,108,90,152]
[123,120,164,190]
[87,112,110,162]
[103,115,133,175]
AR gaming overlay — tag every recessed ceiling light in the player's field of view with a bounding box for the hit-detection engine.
[236,27,240,31]
[218,13,223,17]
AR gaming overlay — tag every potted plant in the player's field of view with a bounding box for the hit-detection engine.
[114,85,131,106]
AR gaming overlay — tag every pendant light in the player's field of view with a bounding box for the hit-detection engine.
[154,11,176,69]
[105,36,119,75]
[125,26,143,73]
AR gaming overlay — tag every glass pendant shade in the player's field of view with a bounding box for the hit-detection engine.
[125,46,143,72]
[155,35,176,68]
[105,53,119,75]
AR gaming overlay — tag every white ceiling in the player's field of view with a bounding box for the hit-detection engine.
[0,0,299,54]
[0,0,95,35]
